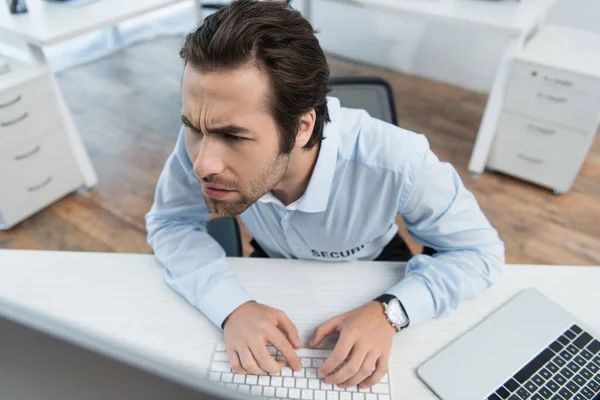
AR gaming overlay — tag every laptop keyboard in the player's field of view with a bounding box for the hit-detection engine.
[209,343,392,400]
[487,325,600,400]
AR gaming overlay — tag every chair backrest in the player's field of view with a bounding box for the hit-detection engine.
[328,76,398,125]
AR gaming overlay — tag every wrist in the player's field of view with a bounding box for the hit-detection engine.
[222,300,255,330]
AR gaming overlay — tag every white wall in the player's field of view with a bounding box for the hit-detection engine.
[545,0,600,35]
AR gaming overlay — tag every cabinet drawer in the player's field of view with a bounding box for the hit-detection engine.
[504,61,600,132]
[0,76,61,148]
[0,154,83,229]
[495,111,594,157]
[0,128,75,172]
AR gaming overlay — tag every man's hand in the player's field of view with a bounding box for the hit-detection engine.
[308,301,396,389]
[223,301,303,375]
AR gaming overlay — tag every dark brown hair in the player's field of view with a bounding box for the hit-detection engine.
[180,0,330,154]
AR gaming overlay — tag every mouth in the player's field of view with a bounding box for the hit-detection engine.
[201,183,237,200]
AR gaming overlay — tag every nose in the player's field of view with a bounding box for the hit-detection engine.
[193,136,226,180]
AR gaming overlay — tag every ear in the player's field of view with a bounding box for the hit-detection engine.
[295,109,317,149]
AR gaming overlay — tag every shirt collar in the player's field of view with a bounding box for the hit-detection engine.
[258,97,341,213]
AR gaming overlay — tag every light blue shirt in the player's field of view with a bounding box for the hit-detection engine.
[146,97,505,329]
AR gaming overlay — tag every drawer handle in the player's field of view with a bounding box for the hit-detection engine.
[0,95,22,109]
[527,124,555,135]
[544,77,573,87]
[14,145,41,161]
[517,154,545,165]
[27,176,53,192]
[1,112,29,127]
[537,93,567,103]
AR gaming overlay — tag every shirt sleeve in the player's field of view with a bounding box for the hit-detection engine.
[387,147,506,326]
[145,128,253,328]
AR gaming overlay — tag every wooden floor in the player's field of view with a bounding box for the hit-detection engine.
[1,36,599,265]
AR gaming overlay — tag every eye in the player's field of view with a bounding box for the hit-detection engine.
[225,134,244,142]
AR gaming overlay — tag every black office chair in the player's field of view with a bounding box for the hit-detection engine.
[208,76,435,257]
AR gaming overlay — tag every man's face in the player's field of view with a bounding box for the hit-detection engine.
[182,64,291,216]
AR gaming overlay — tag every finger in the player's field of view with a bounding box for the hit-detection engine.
[267,327,302,371]
[249,341,283,374]
[325,346,368,386]
[276,311,302,349]
[319,332,353,378]
[360,353,389,389]
[227,348,247,374]
[237,346,264,375]
[308,317,340,349]
[340,351,378,388]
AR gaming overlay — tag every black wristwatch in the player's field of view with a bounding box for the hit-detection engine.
[374,294,410,332]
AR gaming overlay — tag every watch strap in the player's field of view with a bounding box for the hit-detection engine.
[374,294,396,304]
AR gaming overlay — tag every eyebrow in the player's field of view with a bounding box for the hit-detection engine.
[181,115,250,136]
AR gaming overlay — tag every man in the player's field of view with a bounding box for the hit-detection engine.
[146,0,505,390]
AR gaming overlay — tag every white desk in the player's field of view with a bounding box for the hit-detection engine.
[1,250,599,398]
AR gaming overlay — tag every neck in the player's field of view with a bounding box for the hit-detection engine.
[271,143,320,206]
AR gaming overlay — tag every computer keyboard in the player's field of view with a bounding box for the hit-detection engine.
[209,343,392,400]
[487,324,600,400]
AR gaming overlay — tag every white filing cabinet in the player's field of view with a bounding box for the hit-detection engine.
[487,25,600,194]
[0,58,85,229]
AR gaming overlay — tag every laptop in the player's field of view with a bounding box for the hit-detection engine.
[0,313,254,400]
[418,288,600,400]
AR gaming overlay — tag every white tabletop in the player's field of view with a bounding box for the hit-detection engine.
[0,249,599,399]
[328,0,557,33]
[0,0,188,46]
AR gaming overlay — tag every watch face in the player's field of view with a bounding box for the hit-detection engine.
[387,299,408,327]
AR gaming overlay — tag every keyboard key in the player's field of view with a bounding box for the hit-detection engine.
[594,356,600,366]
[568,362,582,373]
[575,374,587,386]
[271,377,283,387]
[214,352,229,362]
[508,395,519,400]
[559,336,571,346]
[365,395,377,400]
[313,359,325,368]
[569,345,581,355]
[595,374,600,384]
[551,341,565,353]
[227,383,238,391]
[309,379,320,389]
[327,392,339,400]
[277,387,289,398]
[588,363,599,374]
[580,386,594,399]
[587,380,599,392]
[582,350,594,361]
[321,382,332,390]
[517,387,530,398]
[382,374,389,383]
[555,375,567,386]
[516,350,556,384]
[574,333,594,350]
[267,346,277,355]
[259,375,271,386]
[251,386,263,396]
[307,368,318,379]
[488,394,502,400]
[282,367,293,377]
[216,343,227,351]
[212,362,232,372]
[315,390,326,400]
[246,375,258,385]
[550,395,562,400]
[547,380,560,392]
[555,357,567,368]
[576,356,589,367]
[558,387,573,399]
[296,378,308,389]
[567,381,580,393]
[497,386,511,399]
[284,377,295,387]
[548,362,560,374]
[539,386,552,398]
[340,392,352,400]
[573,394,585,400]
[505,379,520,392]
[358,386,370,393]
[264,387,276,397]
[541,369,554,380]
[562,368,575,379]
[572,326,583,335]
[234,374,246,384]
[588,341,600,355]
[294,369,306,378]
[371,384,390,394]
[566,331,578,340]
[289,388,301,399]
[379,396,391,400]
[525,381,538,393]
[346,386,358,392]
[333,385,344,392]
[533,375,547,386]
[301,358,312,368]
[531,394,543,400]
[239,385,251,395]
[562,351,574,361]
[210,372,221,381]
[581,369,593,380]
[352,394,365,400]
